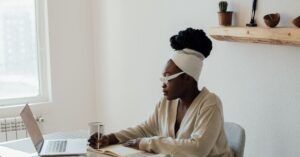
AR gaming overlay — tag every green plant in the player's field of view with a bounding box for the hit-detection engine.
[219,1,228,12]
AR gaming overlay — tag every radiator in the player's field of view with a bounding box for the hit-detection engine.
[0,116,44,142]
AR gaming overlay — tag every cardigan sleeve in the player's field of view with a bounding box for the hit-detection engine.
[113,102,161,143]
[139,105,222,157]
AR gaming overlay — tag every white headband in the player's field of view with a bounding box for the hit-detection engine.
[171,48,205,82]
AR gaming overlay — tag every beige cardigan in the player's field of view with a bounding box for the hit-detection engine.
[114,87,233,157]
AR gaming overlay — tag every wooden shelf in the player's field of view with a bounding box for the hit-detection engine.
[208,27,300,47]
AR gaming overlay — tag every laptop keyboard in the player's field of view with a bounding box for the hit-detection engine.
[45,140,67,153]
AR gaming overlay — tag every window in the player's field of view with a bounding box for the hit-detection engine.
[0,0,51,106]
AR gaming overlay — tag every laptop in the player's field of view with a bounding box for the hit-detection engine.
[20,104,87,156]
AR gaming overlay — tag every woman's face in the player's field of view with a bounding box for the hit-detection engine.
[162,60,186,100]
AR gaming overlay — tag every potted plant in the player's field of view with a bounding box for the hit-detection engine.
[218,1,233,26]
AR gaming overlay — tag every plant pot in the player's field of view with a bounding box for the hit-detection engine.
[218,12,233,26]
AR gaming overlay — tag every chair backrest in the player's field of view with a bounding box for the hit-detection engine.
[224,122,246,157]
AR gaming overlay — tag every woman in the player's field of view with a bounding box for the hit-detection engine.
[89,28,233,157]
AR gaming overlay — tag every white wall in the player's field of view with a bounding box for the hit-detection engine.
[0,0,96,133]
[92,0,300,157]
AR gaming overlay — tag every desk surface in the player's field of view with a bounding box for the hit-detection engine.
[0,130,166,157]
[0,130,96,157]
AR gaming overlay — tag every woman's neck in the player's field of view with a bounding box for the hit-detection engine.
[179,86,200,108]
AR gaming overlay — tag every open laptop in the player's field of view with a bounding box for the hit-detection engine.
[20,104,87,156]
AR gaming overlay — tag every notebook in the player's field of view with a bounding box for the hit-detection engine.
[87,144,165,157]
[20,104,87,156]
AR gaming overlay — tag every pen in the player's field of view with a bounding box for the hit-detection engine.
[97,124,100,149]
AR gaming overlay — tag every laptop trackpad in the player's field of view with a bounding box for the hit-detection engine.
[66,139,87,153]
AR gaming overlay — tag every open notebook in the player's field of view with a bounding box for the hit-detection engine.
[87,144,164,157]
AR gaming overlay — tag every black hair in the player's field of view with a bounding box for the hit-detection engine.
[170,28,212,58]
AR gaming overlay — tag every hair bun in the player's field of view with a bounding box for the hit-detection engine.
[170,28,212,58]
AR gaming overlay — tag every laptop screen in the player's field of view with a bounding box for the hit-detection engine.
[20,104,44,153]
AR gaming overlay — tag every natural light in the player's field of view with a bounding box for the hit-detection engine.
[0,0,50,106]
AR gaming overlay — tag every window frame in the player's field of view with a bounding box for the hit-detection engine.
[0,0,52,107]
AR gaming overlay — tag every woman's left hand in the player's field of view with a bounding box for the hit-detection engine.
[123,138,141,149]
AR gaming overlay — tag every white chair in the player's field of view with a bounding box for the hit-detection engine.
[224,122,246,157]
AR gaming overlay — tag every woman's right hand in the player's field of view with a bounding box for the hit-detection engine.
[88,133,119,149]
[88,133,109,149]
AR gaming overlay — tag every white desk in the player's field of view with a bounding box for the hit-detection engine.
[0,130,166,157]
[0,130,107,157]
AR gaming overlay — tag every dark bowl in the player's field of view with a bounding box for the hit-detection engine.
[293,16,300,28]
[263,13,280,28]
